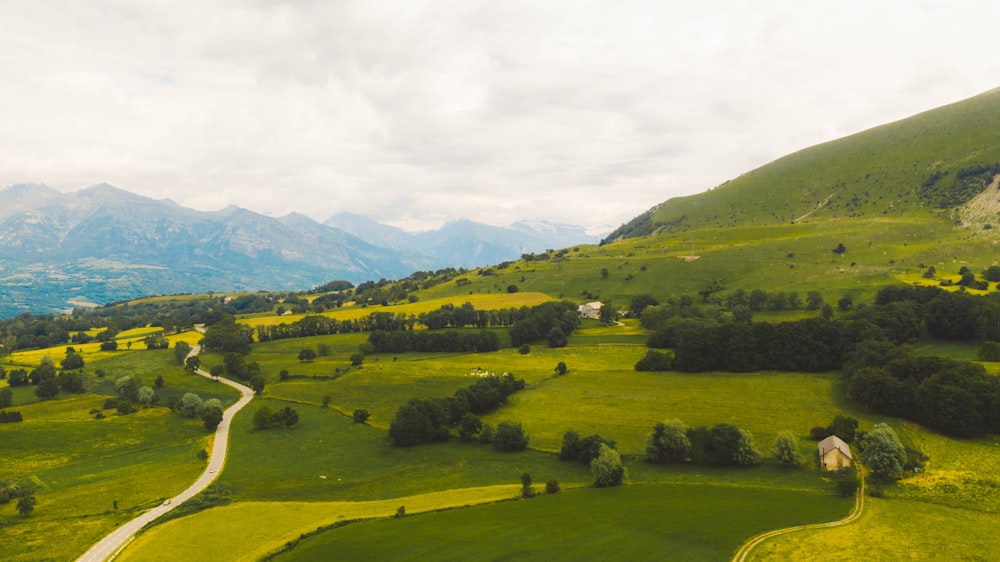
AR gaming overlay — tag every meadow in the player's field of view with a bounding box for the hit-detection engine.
[0,344,239,562]
[271,485,850,562]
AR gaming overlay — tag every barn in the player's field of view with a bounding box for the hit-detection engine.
[818,435,852,471]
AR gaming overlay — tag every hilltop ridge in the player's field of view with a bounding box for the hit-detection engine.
[604,88,1000,242]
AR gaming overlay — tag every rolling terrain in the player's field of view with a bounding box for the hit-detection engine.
[3,89,1000,561]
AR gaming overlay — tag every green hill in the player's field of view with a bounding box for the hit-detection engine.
[605,87,1000,241]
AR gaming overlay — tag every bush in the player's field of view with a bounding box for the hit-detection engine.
[634,350,674,371]
[835,466,859,497]
[591,443,626,487]
[352,409,370,424]
[545,479,560,494]
[494,421,529,452]
[518,344,530,355]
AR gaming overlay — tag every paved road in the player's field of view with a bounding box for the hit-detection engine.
[730,466,866,562]
[76,345,254,562]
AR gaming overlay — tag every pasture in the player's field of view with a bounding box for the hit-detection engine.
[119,485,523,562]
[270,485,850,562]
[0,347,239,561]
[239,292,553,330]
[0,396,214,562]
[749,497,1000,561]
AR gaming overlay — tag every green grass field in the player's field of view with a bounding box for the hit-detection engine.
[271,485,851,562]
[749,497,1000,561]
[214,398,588,503]
[0,397,214,561]
[0,346,240,562]
[119,485,524,562]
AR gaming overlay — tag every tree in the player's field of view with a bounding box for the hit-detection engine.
[60,352,84,370]
[174,341,192,365]
[985,265,1000,282]
[547,327,568,348]
[835,466,859,497]
[322,395,333,408]
[210,365,224,379]
[694,424,761,466]
[154,375,164,389]
[827,415,859,443]
[249,374,265,395]
[143,334,169,349]
[600,268,609,279]
[838,294,853,310]
[494,421,529,452]
[518,344,530,355]
[100,340,118,351]
[273,406,299,429]
[806,291,824,310]
[0,388,12,408]
[253,405,274,430]
[861,423,906,479]
[35,374,60,400]
[458,412,481,441]
[521,473,534,498]
[634,350,674,371]
[629,295,659,318]
[771,430,802,467]
[16,492,36,517]
[554,362,568,376]
[115,376,141,403]
[202,404,223,431]
[179,393,204,418]
[137,386,155,408]
[350,353,365,366]
[591,443,626,487]
[833,243,846,254]
[545,479,560,494]
[599,301,619,325]
[353,409,371,424]
[185,355,201,372]
[645,419,691,463]
[298,348,317,362]
[317,343,331,357]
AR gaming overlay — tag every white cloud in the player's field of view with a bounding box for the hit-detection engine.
[0,0,998,231]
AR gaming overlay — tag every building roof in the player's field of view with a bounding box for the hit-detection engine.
[818,435,852,460]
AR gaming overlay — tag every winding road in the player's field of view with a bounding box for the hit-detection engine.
[730,467,866,562]
[76,343,254,562]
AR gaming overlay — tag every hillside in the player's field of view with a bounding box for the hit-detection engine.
[604,88,1000,241]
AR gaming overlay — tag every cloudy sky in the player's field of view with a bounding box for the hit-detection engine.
[1,1,998,233]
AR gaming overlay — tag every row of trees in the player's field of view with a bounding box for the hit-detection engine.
[388,373,527,446]
[845,341,1000,437]
[367,330,500,354]
[558,431,626,487]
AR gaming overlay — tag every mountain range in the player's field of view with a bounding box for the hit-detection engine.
[0,184,596,318]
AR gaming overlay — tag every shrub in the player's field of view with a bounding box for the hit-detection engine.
[591,443,626,487]
[494,421,529,452]
[545,479,560,494]
[352,409,370,424]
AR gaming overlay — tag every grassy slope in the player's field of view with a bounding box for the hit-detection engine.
[0,347,239,562]
[274,485,850,562]
[628,88,1000,235]
[749,497,1000,561]
[119,486,523,562]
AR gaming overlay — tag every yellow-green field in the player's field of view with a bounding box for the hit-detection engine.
[238,292,552,329]
[119,485,522,562]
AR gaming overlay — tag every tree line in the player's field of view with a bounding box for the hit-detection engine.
[388,373,526,447]
[367,330,500,354]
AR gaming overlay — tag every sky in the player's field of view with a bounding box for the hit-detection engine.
[1,1,999,233]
